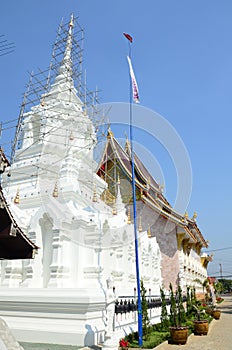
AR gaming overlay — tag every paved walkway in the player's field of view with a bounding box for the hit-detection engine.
[155,295,232,350]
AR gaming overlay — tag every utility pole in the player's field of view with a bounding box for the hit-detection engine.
[219,263,222,279]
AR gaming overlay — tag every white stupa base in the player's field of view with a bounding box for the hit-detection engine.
[0,288,106,346]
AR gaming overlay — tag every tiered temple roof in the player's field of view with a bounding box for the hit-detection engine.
[96,130,208,250]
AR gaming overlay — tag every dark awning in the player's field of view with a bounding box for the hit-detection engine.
[0,186,38,259]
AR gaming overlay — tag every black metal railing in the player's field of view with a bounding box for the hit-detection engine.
[115,295,187,315]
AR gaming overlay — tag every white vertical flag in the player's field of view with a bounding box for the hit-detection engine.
[127,56,140,103]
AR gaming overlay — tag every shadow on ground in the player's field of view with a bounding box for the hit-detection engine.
[20,342,80,350]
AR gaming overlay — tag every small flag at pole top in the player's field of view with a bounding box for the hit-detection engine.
[123,33,133,43]
[127,56,140,103]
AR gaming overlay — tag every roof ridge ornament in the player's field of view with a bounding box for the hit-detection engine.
[107,127,114,139]
[125,137,131,154]
[193,211,197,221]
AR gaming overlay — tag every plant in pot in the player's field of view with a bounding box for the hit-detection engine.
[192,305,209,335]
[169,283,188,345]
[204,301,221,320]
[209,304,221,320]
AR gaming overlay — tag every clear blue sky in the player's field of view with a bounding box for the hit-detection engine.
[1,0,232,278]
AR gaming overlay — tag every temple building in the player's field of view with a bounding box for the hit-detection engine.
[96,131,210,293]
[0,14,211,347]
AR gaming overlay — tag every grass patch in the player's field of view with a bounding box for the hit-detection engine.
[128,331,170,348]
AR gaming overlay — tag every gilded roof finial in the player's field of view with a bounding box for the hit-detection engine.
[125,138,131,153]
[138,216,143,233]
[193,211,197,221]
[14,188,20,204]
[107,126,114,139]
[184,211,188,219]
[127,207,131,224]
[112,199,117,215]
[147,224,151,238]
[52,182,59,198]
[92,183,97,202]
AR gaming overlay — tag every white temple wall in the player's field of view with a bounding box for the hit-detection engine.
[179,249,208,294]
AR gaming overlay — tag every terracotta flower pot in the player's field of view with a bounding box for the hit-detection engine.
[211,309,221,320]
[169,326,189,345]
[205,307,212,315]
[193,320,209,335]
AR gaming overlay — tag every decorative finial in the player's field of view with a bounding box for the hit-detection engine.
[147,225,151,238]
[69,14,74,28]
[92,183,97,202]
[40,99,45,107]
[112,200,117,215]
[138,216,142,232]
[52,182,59,198]
[184,211,188,219]
[193,211,197,220]
[14,188,20,204]
[125,138,131,153]
[127,207,131,224]
[107,127,114,139]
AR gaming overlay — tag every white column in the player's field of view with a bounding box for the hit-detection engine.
[48,229,70,287]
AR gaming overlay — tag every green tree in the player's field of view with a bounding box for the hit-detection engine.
[186,286,191,315]
[140,280,150,340]
[190,287,197,306]
[169,283,187,327]
[177,284,186,324]
[218,279,232,293]
[214,281,223,296]
[169,283,177,327]
[160,288,169,330]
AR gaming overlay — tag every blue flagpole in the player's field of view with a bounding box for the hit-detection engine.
[128,42,143,347]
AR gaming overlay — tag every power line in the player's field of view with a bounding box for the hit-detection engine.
[203,246,232,253]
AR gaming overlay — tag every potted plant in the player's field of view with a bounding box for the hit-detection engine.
[119,338,130,350]
[169,284,188,345]
[211,307,221,320]
[204,303,221,320]
[192,305,209,336]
